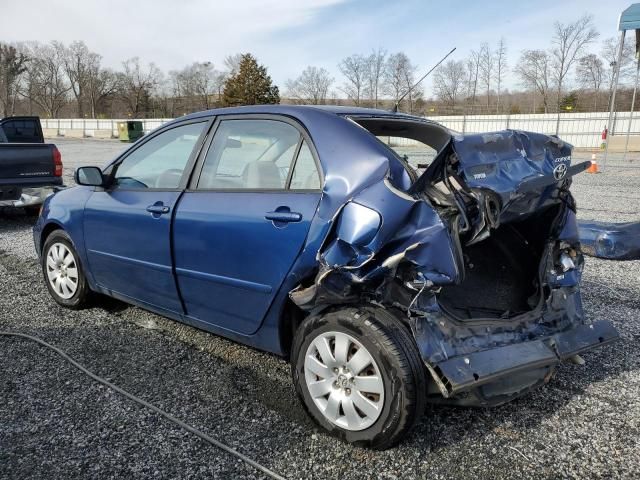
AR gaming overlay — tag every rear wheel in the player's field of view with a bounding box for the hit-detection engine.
[291,305,427,449]
[42,230,92,309]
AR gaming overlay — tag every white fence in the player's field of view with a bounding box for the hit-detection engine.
[40,118,173,139]
[430,111,640,149]
[40,111,640,149]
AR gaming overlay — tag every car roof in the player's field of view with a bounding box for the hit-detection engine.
[178,104,425,122]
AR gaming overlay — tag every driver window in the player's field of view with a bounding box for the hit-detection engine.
[114,122,206,189]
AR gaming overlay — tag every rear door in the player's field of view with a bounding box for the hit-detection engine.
[83,119,209,313]
[173,116,322,335]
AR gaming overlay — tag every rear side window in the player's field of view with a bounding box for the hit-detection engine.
[114,122,206,189]
[290,141,320,190]
[198,119,300,190]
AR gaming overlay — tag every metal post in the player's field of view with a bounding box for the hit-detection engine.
[604,30,626,168]
[623,57,640,161]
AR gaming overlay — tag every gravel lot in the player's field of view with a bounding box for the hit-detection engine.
[1,138,639,479]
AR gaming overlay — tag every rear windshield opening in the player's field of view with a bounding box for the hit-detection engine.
[351,117,452,177]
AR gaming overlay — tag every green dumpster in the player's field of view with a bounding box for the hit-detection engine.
[117,121,144,142]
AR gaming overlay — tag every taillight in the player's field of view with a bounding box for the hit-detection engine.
[53,146,63,177]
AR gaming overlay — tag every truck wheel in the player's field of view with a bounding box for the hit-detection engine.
[42,230,92,309]
[291,306,427,449]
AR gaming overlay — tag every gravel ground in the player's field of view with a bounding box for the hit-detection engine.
[0,139,639,479]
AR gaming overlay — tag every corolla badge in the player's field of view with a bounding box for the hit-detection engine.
[553,163,568,180]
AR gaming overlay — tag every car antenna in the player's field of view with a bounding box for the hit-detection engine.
[391,47,456,113]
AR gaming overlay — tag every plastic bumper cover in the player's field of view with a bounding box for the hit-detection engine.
[432,320,619,396]
[0,187,54,208]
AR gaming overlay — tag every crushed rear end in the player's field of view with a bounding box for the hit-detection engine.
[291,122,619,406]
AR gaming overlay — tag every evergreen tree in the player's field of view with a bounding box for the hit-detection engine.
[222,53,279,106]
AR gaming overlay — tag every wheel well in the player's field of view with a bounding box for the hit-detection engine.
[40,223,62,252]
[279,299,308,359]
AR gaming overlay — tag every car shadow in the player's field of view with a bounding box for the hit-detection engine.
[0,207,39,226]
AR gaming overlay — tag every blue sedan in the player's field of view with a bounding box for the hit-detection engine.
[34,105,618,448]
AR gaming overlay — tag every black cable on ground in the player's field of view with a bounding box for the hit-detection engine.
[0,331,286,480]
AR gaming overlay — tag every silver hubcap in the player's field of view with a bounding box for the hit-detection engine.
[46,242,79,300]
[304,331,384,431]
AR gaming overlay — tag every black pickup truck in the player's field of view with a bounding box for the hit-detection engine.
[0,116,63,214]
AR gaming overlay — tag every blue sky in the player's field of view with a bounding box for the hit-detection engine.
[0,0,634,95]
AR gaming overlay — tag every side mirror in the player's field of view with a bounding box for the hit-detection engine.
[75,166,105,187]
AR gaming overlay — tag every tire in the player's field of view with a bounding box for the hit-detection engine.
[291,305,427,449]
[41,230,92,309]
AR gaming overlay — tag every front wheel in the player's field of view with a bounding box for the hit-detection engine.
[41,230,92,309]
[291,306,427,449]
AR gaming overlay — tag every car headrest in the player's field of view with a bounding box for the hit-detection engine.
[155,169,183,189]
[242,161,282,189]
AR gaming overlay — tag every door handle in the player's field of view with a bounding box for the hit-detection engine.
[146,204,170,215]
[265,211,302,223]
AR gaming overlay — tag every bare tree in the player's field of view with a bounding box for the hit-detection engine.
[432,60,466,107]
[54,41,102,117]
[576,53,604,110]
[117,57,161,117]
[20,42,70,118]
[339,54,368,106]
[479,42,494,109]
[285,66,333,104]
[601,36,636,100]
[495,38,507,113]
[383,52,418,112]
[87,68,117,118]
[0,43,28,117]
[365,49,386,107]
[171,62,223,110]
[224,54,243,77]
[551,15,599,111]
[465,50,481,112]
[515,49,553,113]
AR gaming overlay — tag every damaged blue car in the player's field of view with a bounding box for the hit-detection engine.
[34,105,619,449]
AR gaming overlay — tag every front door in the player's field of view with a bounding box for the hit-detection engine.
[84,120,209,313]
[173,117,322,334]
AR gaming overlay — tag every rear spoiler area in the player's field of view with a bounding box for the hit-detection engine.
[516,160,591,193]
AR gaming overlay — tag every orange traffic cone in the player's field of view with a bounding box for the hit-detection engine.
[587,153,599,173]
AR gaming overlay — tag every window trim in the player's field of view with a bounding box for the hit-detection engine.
[104,117,214,193]
[187,113,324,194]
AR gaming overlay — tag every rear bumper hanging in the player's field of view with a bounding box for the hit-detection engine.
[431,320,619,397]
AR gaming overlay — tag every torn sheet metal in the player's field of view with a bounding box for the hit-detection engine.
[578,220,640,260]
[288,122,619,405]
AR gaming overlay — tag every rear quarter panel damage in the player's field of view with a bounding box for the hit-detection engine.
[288,125,619,404]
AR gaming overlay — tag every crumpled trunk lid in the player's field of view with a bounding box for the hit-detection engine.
[414,130,590,242]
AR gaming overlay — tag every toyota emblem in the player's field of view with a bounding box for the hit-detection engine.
[553,163,568,181]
